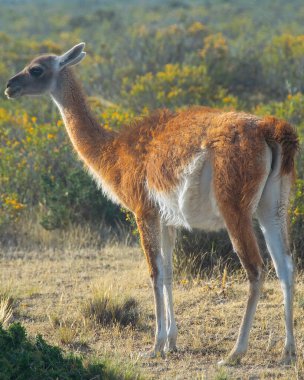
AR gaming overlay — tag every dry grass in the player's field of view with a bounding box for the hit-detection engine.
[1,234,304,379]
[0,297,13,326]
[0,213,135,254]
[82,285,141,327]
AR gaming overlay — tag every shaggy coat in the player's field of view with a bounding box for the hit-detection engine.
[5,44,299,364]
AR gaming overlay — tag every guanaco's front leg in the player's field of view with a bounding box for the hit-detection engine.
[136,213,166,357]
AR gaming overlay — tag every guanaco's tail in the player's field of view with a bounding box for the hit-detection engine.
[259,116,299,176]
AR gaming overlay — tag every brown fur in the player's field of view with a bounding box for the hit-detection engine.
[258,116,299,176]
[98,107,298,214]
[101,107,298,279]
[54,75,298,267]
[37,70,299,281]
[136,213,161,277]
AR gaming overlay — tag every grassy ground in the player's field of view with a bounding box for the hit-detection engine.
[1,242,304,379]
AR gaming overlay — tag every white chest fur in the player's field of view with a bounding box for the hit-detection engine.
[148,152,225,231]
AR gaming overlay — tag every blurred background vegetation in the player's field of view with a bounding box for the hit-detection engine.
[1,0,304,272]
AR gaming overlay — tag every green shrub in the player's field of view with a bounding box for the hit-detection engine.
[0,106,125,232]
[0,322,105,379]
[0,322,142,380]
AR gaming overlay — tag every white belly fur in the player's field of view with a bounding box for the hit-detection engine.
[149,152,225,231]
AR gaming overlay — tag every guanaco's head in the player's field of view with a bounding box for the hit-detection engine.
[5,43,86,99]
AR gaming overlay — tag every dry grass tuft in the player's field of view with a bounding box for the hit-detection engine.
[47,313,61,329]
[47,314,81,346]
[0,285,16,327]
[211,367,231,380]
[57,325,77,345]
[82,287,141,328]
[0,297,13,326]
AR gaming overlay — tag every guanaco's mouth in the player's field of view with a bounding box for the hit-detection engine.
[4,86,22,99]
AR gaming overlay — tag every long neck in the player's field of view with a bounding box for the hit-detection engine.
[51,68,112,169]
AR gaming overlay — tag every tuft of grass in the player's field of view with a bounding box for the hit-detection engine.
[0,286,15,327]
[47,314,79,345]
[57,325,77,345]
[48,313,61,328]
[82,287,141,328]
[212,367,232,380]
[298,296,304,309]
[0,297,13,326]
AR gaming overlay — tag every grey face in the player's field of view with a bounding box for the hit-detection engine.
[5,43,86,99]
[5,55,57,99]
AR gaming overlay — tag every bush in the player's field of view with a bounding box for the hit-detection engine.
[0,105,125,232]
[262,34,304,99]
[122,62,234,111]
[0,322,105,379]
[0,322,142,380]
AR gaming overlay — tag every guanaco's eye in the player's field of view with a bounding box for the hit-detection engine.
[29,66,44,77]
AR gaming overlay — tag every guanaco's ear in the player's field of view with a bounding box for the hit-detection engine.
[57,42,86,69]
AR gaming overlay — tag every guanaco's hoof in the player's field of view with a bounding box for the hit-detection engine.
[280,352,296,365]
[218,353,243,366]
[140,350,165,359]
[165,344,178,353]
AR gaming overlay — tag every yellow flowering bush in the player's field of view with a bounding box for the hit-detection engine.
[0,104,128,231]
[100,108,134,131]
[122,63,227,111]
[262,34,304,98]
[0,194,25,227]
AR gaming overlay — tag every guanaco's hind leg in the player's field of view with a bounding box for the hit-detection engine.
[257,174,296,363]
[212,140,269,365]
[218,213,264,365]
